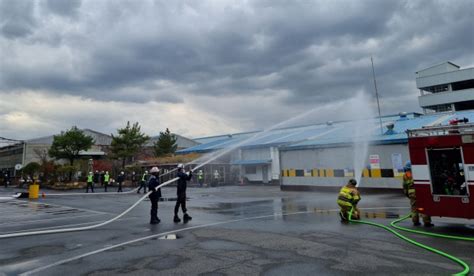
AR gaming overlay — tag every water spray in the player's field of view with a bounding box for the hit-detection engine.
[0,104,334,239]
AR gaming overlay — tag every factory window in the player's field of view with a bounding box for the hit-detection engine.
[427,148,467,196]
[451,79,474,91]
[428,104,452,113]
[245,166,257,174]
[454,100,474,111]
[426,85,449,93]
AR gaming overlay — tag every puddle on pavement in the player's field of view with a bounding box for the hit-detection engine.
[160,234,179,240]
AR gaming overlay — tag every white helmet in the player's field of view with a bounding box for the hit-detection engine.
[121,171,125,175]
[145,170,148,174]
[177,163,184,169]
[150,167,159,173]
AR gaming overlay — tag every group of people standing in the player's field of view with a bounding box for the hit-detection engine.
[85,170,126,193]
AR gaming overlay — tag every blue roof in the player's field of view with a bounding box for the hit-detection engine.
[177,111,474,154]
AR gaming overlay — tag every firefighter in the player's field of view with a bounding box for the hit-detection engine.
[403,161,434,227]
[212,169,220,187]
[93,170,100,187]
[103,171,110,192]
[137,170,148,193]
[337,179,361,223]
[86,171,94,193]
[174,164,192,223]
[117,171,125,192]
[147,167,162,224]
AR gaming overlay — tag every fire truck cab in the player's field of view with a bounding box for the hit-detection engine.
[407,120,474,219]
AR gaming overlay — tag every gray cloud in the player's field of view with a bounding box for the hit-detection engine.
[44,0,81,18]
[0,0,36,39]
[0,0,473,139]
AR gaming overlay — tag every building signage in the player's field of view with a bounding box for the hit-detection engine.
[369,154,380,169]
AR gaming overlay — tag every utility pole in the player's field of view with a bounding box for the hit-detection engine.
[371,56,384,135]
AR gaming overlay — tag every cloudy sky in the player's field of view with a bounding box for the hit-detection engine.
[0,0,473,142]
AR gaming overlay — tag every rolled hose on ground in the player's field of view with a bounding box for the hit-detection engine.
[348,209,470,276]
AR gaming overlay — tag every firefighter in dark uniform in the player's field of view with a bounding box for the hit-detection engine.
[117,171,125,192]
[148,167,162,224]
[174,164,193,223]
[93,170,100,188]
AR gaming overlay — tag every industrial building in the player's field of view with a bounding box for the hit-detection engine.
[0,129,113,176]
[178,61,474,189]
[179,111,474,189]
[0,129,198,176]
[417,61,474,113]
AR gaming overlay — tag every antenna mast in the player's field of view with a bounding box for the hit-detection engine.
[371,56,384,135]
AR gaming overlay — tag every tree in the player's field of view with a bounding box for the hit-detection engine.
[154,128,178,157]
[22,162,41,178]
[49,126,94,166]
[110,122,150,168]
[48,126,94,181]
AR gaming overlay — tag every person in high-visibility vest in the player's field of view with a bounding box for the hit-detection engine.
[337,179,360,223]
[197,170,204,187]
[402,161,433,227]
[86,171,94,193]
[137,171,148,193]
[103,171,110,192]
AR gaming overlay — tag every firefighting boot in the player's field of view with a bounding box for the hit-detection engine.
[183,213,192,223]
[339,211,348,223]
[173,215,181,223]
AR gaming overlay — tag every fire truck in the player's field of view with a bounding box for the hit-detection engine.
[407,119,474,219]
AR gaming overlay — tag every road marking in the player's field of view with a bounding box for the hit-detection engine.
[21,206,408,275]
[0,213,105,228]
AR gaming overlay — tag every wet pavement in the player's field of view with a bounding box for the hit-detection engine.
[0,186,473,275]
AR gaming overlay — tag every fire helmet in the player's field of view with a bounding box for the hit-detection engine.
[150,167,160,173]
[348,179,357,186]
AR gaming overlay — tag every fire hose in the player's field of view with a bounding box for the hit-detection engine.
[0,165,202,239]
[349,209,470,275]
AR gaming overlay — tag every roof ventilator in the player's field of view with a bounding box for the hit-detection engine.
[384,122,396,135]
[398,112,408,121]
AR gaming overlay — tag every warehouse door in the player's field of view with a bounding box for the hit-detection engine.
[262,165,269,184]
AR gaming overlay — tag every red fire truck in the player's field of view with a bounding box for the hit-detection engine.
[407,120,474,219]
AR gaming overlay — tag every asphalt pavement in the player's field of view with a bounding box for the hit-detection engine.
[0,185,473,275]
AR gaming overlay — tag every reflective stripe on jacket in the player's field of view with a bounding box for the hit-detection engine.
[337,185,360,207]
[402,172,415,195]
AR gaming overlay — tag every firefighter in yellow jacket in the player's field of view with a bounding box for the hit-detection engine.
[403,161,433,227]
[337,179,361,223]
